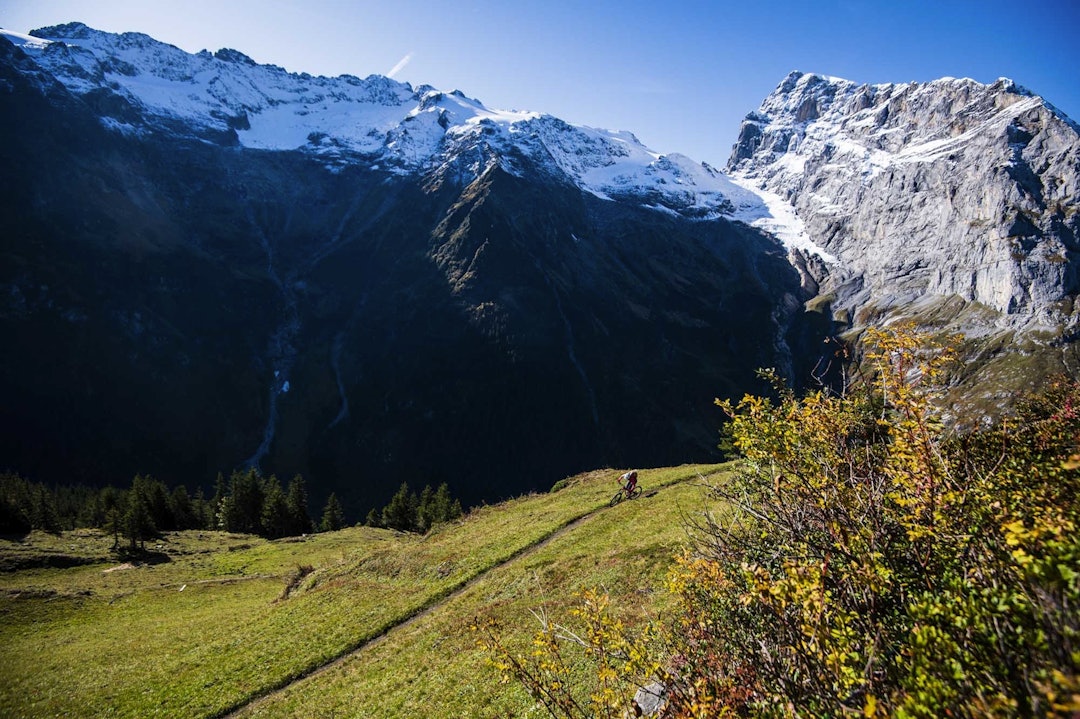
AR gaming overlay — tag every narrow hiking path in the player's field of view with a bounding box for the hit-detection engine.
[218,471,714,718]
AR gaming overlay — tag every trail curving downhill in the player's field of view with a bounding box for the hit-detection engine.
[217,472,708,719]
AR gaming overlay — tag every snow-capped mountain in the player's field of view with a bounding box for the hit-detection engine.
[728,71,1080,328]
[3,22,759,219]
[1,23,1077,506]
[0,23,821,509]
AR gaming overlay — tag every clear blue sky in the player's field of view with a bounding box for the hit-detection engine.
[2,0,1077,168]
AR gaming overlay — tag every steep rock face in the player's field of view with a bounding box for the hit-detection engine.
[0,30,822,513]
[728,72,1080,327]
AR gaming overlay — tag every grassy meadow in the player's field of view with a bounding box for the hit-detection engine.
[0,464,730,718]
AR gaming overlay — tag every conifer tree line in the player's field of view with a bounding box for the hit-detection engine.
[365,481,463,533]
[0,469,352,545]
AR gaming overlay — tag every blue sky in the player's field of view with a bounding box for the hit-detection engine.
[2,0,1077,168]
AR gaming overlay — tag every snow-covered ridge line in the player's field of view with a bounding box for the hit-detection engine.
[0,23,753,219]
[726,71,1067,251]
[729,71,1053,178]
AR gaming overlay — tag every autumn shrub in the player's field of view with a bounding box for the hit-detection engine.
[477,589,663,718]
[481,324,1080,717]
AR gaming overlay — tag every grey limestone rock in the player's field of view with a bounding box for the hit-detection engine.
[632,681,667,716]
[729,72,1080,330]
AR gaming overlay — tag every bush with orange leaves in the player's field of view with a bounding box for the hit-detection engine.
[479,324,1080,717]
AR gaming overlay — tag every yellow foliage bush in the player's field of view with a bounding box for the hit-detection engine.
[481,324,1080,717]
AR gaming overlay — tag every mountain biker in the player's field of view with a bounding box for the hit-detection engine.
[618,470,638,493]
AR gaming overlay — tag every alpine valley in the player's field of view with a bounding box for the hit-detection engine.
[1,23,1077,514]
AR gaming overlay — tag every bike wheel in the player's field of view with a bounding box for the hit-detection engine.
[628,486,642,499]
[609,490,625,507]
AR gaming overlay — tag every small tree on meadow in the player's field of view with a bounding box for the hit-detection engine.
[123,475,156,551]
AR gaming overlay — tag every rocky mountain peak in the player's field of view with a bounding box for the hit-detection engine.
[728,72,1080,327]
[1,22,1077,504]
[213,47,257,65]
[29,21,93,40]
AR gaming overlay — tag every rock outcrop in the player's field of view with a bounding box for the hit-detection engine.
[728,72,1080,421]
[729,72,1080,329]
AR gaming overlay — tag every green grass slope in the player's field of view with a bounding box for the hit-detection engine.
[0,464,728,718]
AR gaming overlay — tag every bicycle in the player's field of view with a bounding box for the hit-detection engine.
[609,482,642,506]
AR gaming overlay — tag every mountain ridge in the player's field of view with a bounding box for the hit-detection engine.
[5,23,759,221]
[1,24,1077,509]
[0,29,814,510]
[728,70,1080,326]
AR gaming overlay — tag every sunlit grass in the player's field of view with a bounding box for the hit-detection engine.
[0,464,728,718]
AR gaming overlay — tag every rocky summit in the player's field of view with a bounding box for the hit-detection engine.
[728,71,1080,420]
[729,72,1080,322]
[1,26,1077,511]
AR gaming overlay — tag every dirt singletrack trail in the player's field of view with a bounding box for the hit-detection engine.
[218,472,707,718]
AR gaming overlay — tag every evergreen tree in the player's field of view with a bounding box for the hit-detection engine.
[381,482,418,532]
[224,468,263,534]
[260,476,290,539]
[417,484,436,532]
[285,474,313,535]
[319,492,345,532]
[432,483,462,524]
[146,478,174,532]
[31,484,61,533]
[364,507,382,528]
[123,475,156,550]
[98,486,123,547]
[104,504,123,550]
[170,485,196,530]
[191,487,212,530]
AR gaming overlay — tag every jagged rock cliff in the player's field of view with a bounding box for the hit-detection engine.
[729,72,1080,328]
[728,72,1080,419]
